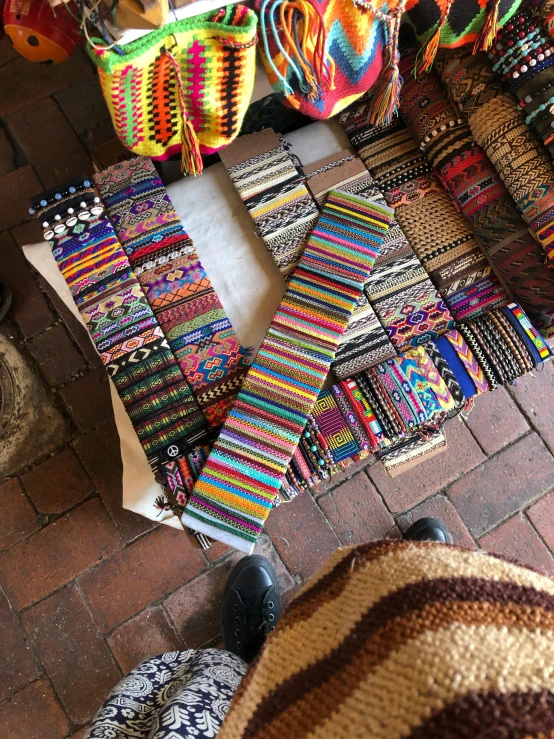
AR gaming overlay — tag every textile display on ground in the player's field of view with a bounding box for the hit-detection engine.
[398,55,554,339]
[218,539,554,739]
[339,97,510,323]
[88,4,258,174]
[24,120,553,547]
[180,190,394,552]
[220,129,399,379]
[438,47,554,268]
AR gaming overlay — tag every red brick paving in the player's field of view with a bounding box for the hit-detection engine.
[107,606,185,673]
[27,324,87,387]
[22,585,121,724]
[77,526,207,631]
[368,417,485,513]
[448,433,554,538]
[0,478,40,551]
[2,50,554,739]
[21,447,94,515]
[479,512,554,576]
[317,472,395,545]
[527,490,554,552]
[0,589,40,702]
[0,680,70,739]
[396,494,476,550]
[0,498,123,611]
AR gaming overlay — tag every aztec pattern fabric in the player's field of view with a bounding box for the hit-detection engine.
[94,157,251,429]
[221,131,397,379]
[305,150,455,352]
[339,97,510,323]
[439,49,554,268]
[41,201,208,471]
[180,190,394,552]
[489,5,554,158]
[219,540,554,739]
[255,0,386,119]
[88,5,258,174]
[401,59,554,340]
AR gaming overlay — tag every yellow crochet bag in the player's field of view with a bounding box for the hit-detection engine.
[89,5,258,174]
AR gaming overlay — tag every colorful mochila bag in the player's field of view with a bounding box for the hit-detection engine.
[88,4,258,175]
[256,0,400,121]
[401,0,524,74]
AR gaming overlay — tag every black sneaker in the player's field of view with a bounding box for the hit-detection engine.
[221,555,281,663]
[404,517,453,544]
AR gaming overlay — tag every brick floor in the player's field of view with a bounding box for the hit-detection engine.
[2,49,554,739]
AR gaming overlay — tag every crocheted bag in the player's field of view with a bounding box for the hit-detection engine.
[88,5,257,175]
[256,0,392,120]
[402,0,524,74]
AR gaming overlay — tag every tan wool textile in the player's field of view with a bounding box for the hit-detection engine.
[220,540,554,739]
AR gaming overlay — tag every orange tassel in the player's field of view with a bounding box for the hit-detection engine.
[473,1,499,53]
[180,115,203,176]
[414,0,452,77]
[367,0,405,125]
[367,58,402,125]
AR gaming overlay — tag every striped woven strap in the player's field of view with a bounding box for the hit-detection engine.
[446,329,490,394]
[181,190,393,552]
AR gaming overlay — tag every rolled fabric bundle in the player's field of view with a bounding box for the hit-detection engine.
[400,57,554,339]
[440,48,554,268]
[339,98,510,322]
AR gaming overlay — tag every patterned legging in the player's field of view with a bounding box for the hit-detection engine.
[86,649,246,739]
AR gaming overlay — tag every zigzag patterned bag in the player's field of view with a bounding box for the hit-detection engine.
[256,0,389,120]
[89,4,258,175]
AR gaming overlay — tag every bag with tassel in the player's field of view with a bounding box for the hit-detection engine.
[402,0,524,76]
[256,0,405,120]
[88,5,258,175]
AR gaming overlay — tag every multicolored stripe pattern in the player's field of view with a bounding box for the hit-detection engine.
[94,157,252,428]
[44,205,207,468]
[181,190,394,552]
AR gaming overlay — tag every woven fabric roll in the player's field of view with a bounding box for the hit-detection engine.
[94,157,251,428]
[400,60,554,339]
[41,200,208,472]
[219,540,554,739]
[440,48,554,269]
[181,190,394,552]
[305,151,456,353]
[339,98,509,322]
[221,131,398,379]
